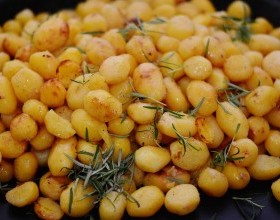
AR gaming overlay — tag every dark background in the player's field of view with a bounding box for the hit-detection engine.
[0,0,280,219]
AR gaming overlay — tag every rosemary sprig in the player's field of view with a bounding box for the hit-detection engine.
[211,123,244,169]
[172,123,201,154]
[204,38,210,57]
[131,92,166,106]
[143,106,185,119]
[215,4,252,43]
[147,17,167,24]
[65,146,135,211]
[189,97,205,117]
[232,196,265,220]
[218,82,250,107]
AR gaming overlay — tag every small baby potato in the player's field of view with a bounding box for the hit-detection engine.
[84,89,122,123]
[156,35,180,53]
[133,63,166,102]
[262,50,280,79]
[14,152,38,182]
[206,68,228,91]
[178,35,204,60]
[227,0,251,19]
[223,54,253,82]
[198,167,228,197]
[222,162,250,190]
[143,165,191,193]
[265,130,280,157]
[71,108,106,142]
[170,138,210,171]
[6,181,39,207]
[22,99,48,124]
[245,85,279,116]
[135,124,162,147]
[216,101,249,139]
[34,197,64,220]
[0,160,14,183]
[39,171,71,201]
[196,115,224,149]
[135,146,171,173]
[245,66,273,90]
[265,104,280,129]
[60,180,96,217]
[0,131,27,159]
[108,116,135,136]
[99,55,130,84]
[32,16,69,51]
[229,138,259,167]
[11,67,44,103]
[29,51,59,80]
[86,37,116,66]
[184,56,212,80]
[271,178,280,202]
[40,78,67,108]
[56,60,82,88]
[186,80,217,116]
[249,34,280,55]
[248,154,280,180]
[48,137,77,176]
[103,136,131,162]
[164,184,200,216]
[126,35,158,63]
[44,109,76,139]
[158,51,184,80]
[10,113,38,141]
[99,191,126,220]
[109,78,134,109]
[30,126,55,151]
[2,59,26,80]
[248,116,270,144]
[76,140,100,166]
[102,29,126,55]
[163,77,189,112]
[126,185,164,218]
[166,15,194,40]
[127,102,157,125]
[66,73,109,110]
[0,75,17,114]
[157,112,197,138]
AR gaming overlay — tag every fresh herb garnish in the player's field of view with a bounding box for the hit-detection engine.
[172,123,201,154]
[218,82,250,107]
[65,146,135,209]
[211,123,244,168]
[131,92,166,106]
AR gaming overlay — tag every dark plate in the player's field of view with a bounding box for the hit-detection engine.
[0,0,280,220]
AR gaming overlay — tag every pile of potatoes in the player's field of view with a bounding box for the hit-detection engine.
[1,0,280,219]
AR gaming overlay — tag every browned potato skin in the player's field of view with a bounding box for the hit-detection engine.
[39,171,71,201]
[32,17,69,52]
[34,197,64,220]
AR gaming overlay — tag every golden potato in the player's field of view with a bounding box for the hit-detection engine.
[84,89,122,122]
[0,160,14,183]
[135,146,171,173]
[39,171,71,201]
[198,167,228,197]
[271,178,280,202]
[170,138,210,171]
[248,154,280,180]
[48,137,77,176]
[32,16,69,51]
[6,181,39,207]
[164,184,200,215]
[34,197,64,220]
[0,75,17,114]
[126,185,164,217]
[14,152,38,182]
[44,109,76,139]
[60,179,96,217]
[99,191,126,220]
[22,99,48,124]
